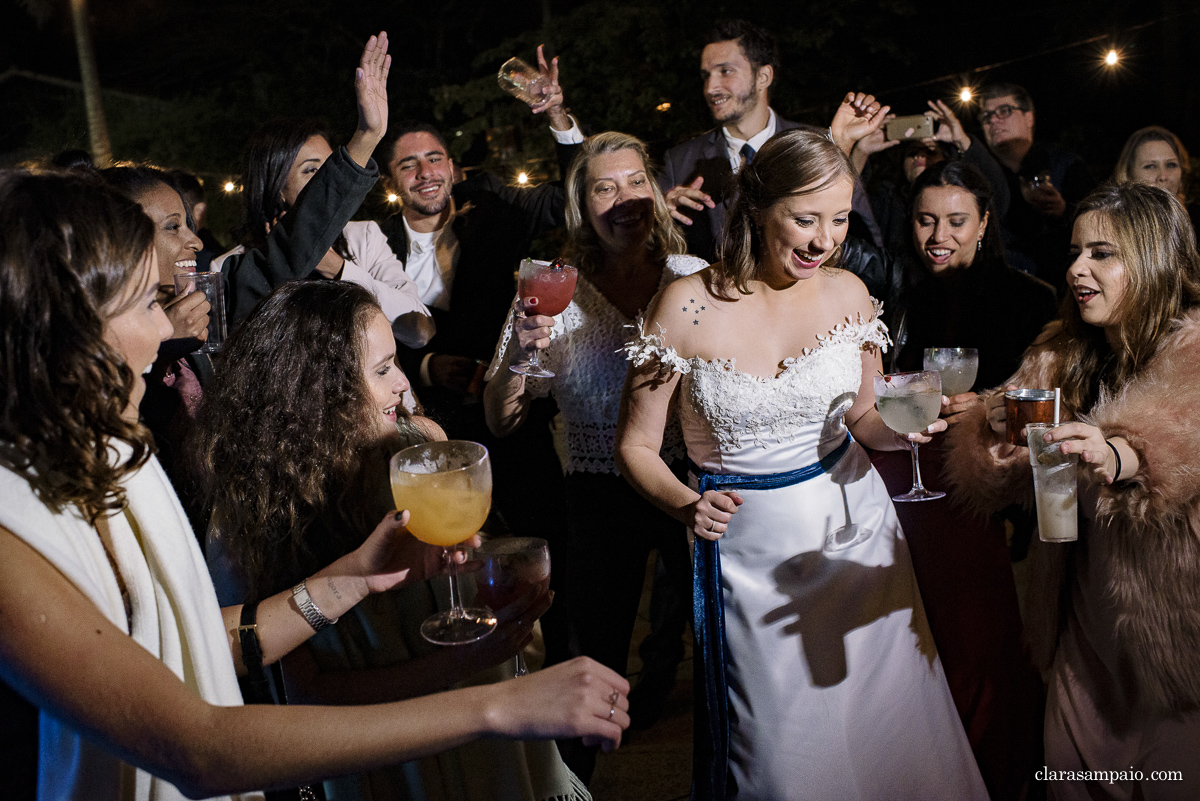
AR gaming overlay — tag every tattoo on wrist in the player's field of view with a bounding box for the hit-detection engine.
[326,576,343,601]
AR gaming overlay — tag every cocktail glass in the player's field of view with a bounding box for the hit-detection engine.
[874,371,946,502]
[390,440,497,645]
[509,257,578,379]
[475,537,550,676]
[922,348,979,396]
[497,57,549,106]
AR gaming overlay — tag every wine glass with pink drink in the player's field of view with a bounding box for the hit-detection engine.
[509,257,578,379]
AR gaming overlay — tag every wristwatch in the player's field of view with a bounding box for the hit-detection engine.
[292,580,338,632]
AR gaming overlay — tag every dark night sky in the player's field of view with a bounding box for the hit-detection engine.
[3,0,1196,181]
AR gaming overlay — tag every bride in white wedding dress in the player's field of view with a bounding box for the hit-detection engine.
[615,129,987,801]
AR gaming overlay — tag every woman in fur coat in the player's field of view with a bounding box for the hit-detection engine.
[942,181,1200,800]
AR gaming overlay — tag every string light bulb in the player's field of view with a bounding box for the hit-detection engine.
[958,87,973,102]
[387,193,398,203]
[1105,49,1119,66]
[517,172,529,185]
[223,181,236,193]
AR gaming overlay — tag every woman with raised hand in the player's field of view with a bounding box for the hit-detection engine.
[0,150,626,801]
[195,279,587,800]
[216,117,433,349]
[944,182,1200,799]
[219,30,428,347]
[616,128,986,800]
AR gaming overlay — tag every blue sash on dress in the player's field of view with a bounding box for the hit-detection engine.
[689,434,853,801]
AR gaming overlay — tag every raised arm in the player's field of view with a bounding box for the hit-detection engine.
[225,33,390,326]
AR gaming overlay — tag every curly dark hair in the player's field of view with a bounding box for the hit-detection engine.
[193,280,424,600]
[0,169,156,522]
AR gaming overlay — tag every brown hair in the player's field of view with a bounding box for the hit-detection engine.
[1113,126,1191,202]
[562,131,685,277]
[194,280,426,600]
[714,128,856,299]
[1050,182,1200,414]
[0,169,157,522]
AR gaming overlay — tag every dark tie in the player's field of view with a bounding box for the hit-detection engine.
[739,143,756,165]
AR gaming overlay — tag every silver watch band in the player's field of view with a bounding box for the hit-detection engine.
[292,581,337,632]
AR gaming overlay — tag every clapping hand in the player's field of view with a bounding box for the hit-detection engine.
[347,31,392,168]
[830,92,890,155]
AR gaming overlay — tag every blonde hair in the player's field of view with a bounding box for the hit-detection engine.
[1113,126,1191,202]
[562,131,685,276]
[714,129,856,299]
[1053,182,1200,414]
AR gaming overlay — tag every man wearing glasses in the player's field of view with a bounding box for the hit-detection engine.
[979,83,1094,287]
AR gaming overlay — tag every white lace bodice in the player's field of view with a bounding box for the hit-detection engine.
[486,254,708,474]
[623,299,890,473]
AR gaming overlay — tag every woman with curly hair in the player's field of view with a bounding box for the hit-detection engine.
[196,279,590,801]
[483,131,706,780]
[945,182,1200,798]
[0,125,628,801]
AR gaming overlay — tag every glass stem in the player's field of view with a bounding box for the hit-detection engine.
[445,547,464,619]
[526,348,542,370]
[910,441,926,492]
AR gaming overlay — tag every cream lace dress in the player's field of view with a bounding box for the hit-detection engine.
[623,301,987,800]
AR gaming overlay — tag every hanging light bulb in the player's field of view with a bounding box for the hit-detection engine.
[517,172,529,185]
[1105,50,1119,66]
[959,87,973,102]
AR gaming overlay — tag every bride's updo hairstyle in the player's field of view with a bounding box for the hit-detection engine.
[0,170,156,521]
[714,129,856,300]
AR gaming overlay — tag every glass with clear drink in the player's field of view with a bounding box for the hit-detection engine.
[874,370,946,502]
[498,57,549,106]
[923,348,978,396]
[1025,423,1079,542]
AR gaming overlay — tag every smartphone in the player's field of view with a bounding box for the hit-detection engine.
[885,115,935,141]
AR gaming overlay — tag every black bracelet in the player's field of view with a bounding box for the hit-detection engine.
[1105,439,1122,482]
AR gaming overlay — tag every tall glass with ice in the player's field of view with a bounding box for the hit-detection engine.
[1026,422,1079,543]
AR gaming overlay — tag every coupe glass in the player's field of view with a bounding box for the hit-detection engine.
[475,537,550,676]
[509,258,578,379]
[498,57,549,106]
[874,371,946,502]
[390,441,496,645]
[923,348,979,396]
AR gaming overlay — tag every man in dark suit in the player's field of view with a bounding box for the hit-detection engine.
[660,19,883,262]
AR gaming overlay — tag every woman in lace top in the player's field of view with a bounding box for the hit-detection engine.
[616,129,987,799]
[483,132,705,782]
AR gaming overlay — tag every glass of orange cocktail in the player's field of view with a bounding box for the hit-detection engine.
[390,440,496,645]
